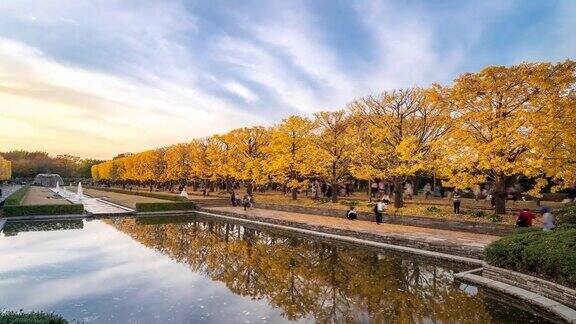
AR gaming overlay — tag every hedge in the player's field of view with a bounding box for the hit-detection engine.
[3,185,30,206]
[0,310,67,323]
[135,202,196,213]
[556,203,576,226]
[485,226,576,288]
[86,186,188,202]
[2,204,84,217]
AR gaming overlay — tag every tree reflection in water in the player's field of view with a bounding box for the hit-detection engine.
[103,216,541,324]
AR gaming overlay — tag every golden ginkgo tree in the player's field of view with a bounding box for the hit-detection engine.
[312,110,354,203]
[266,115,317,200]
[221,126,270,195]
[349,88,450,208]
[433,60,576,214]
[0,155,11,180]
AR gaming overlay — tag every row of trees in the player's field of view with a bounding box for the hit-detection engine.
[0,155,11,180]
[0,150,103,179]
[92,61,576,214]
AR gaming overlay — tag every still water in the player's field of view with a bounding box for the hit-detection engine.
[0,215,554,323]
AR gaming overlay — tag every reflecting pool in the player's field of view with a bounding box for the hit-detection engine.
[0,215,555,323]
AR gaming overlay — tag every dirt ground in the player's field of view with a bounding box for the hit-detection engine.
[22,186,71,205]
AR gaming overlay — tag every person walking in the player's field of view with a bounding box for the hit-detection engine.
[516,208,534,228]
[541,207,555,231]
[453,189,462,214]
[230,191,237,206]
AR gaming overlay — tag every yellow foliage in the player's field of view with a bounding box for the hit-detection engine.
[88,60,575,213]
[0,155,12,180]
[433,60,576,197]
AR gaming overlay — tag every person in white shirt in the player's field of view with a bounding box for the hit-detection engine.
[346,206,358,220]
[373,199,386,224]
[541,206,555,231]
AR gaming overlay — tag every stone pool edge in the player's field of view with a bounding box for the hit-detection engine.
[455,268,576,323]
[191,209,483,267]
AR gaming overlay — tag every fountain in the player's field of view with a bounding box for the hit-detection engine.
[180,189,189,199]
[77,182,83,200]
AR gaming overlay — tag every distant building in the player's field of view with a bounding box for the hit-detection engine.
[33,174,64,187]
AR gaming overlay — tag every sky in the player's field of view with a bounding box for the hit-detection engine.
[0,0,574,159]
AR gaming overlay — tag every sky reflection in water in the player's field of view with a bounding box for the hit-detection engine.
[0,216,552,323]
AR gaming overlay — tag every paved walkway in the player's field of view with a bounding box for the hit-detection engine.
[207,206,499,251]
[51,188,134,215]
[0,185,22,203]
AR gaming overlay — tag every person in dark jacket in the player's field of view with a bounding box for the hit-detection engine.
[346,206,357,220]
[230,191,237,206]
[453,190,462,214]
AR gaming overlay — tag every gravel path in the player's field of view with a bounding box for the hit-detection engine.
[207,206,499,251]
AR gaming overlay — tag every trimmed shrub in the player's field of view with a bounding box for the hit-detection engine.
[0,310,67,323]
[556,204,576,226]
[136,202,196,213]
[2,204,84,217]
[485,226,576,288]
[487,214,502,223]
[339,200,359,207]
[318,197,331,204]
[468,209,487,218]
[425,206,441,213]
[85,186,188,202]
[3,185,30,206]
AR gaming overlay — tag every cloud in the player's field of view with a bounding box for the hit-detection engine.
[0,0,573,158]
[0,37,262,159]
[223,82,259,103]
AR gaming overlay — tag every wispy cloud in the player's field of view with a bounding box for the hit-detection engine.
[0,0,573,158]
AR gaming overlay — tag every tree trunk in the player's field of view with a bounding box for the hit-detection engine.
[225,178,232,193]
[494,175,507,214]
[394,177,403,208]
[331,182,338,203]
[291,188,297,200]
[247,182,253,196]
[368,179,373,202]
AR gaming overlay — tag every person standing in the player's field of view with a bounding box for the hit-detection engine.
[423,183,432,200]
[473,185,482,202]
[541,206,555,231]
[373,199,385,224]
[453,190,462,214]
[242,195,250,211]
[404,182,413,200]
[371,181,378,198]
[230,191,237,206]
